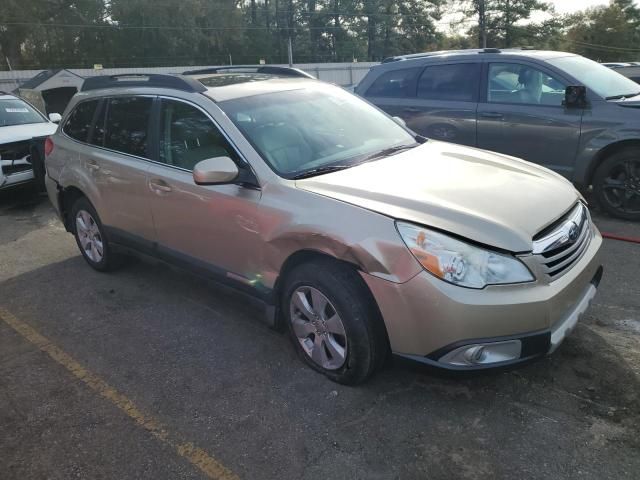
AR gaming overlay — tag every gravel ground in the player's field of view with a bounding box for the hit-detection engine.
[1,186,639,480]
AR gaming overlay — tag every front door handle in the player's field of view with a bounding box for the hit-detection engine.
[479,111,504,119]
[149,179,172,194]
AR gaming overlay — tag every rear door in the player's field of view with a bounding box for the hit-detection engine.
[477,62,583,178]
[362,62,480,147]
[80,96,156,245]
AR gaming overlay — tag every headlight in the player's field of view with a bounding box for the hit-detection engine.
[396,222,534,289]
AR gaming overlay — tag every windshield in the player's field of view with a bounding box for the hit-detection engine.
[548,55,640,99]
[0,98,46,127]
[218,85,416,178]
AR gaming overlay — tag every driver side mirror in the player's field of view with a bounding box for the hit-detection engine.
[193,156,239,185]
[392,116,407,127]
[48,113,62,123]
[564,86,588,108]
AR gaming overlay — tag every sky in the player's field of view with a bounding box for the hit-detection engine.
[440,0,639,33]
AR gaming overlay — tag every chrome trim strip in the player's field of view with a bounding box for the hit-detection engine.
[532,203,587,255]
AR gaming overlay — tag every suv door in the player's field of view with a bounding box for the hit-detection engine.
[362,63,480,147]
[78,95,156,245]
[477,62,583,178]
[145,97,263,286]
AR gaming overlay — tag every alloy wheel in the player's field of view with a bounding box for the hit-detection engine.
[75,209,104,263]
[600,158,640,215]
[289,286,348,370]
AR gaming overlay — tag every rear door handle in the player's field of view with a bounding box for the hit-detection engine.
[149,179,172,194]
[479,111,504,119]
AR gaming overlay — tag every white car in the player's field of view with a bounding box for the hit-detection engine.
[0,92,60,191]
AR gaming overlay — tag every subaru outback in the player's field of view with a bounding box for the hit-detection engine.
[44,73,603,384]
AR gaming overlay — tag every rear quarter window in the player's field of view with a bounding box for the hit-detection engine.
[63,100,99,142]
[365,68,421,98]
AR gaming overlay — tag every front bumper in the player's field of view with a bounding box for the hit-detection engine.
[362,228,603,370]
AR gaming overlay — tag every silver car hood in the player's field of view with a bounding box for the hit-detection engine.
[0,122,58,144]
[296,141,580,252]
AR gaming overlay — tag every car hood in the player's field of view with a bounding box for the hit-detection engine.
[0,122,58,144]
[296,141,580,252]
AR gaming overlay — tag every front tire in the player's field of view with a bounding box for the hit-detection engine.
[282,259,388,385]
[70,197,118,271]
[593,148,640,220]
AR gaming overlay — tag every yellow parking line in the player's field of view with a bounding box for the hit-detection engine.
[0,307,240,480]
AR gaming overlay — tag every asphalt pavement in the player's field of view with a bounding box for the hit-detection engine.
[1,186,639,480]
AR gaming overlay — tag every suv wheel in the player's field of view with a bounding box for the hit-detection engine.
[593,148,640,220]
[282,259,388,385]
[71,197,118,271]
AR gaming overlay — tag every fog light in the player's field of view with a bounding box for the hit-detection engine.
[439,340,522,367]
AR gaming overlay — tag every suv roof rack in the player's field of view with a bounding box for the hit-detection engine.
[81,74,207,93]
[183,65,314,79]
[382,49,492,63]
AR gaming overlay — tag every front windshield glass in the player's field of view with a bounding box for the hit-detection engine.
[548,55,640,99]
[218,85,416,178]
[0,98,46,127]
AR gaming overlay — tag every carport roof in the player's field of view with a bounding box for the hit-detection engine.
[16,69,84,91]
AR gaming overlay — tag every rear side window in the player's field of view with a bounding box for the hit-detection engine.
[365,68,421,98]
[63,100,99,142]
[104,97,152,157]
[417,63,480,101]
[158,99,237,171]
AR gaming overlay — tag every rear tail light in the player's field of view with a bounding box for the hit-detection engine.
[44,136,54,156]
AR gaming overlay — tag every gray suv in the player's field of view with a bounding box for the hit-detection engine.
[356,49,640,220]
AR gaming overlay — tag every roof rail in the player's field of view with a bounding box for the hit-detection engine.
[183,65,315,79]
[480,48,501,53]
[81,74,207,93]
[382,49,492,63]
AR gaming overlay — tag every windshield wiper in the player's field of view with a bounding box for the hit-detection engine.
[358,143,419,163]
[606,92,640,100]
[291,165,352,180]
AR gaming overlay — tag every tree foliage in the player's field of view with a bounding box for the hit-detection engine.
[0,0,639,70]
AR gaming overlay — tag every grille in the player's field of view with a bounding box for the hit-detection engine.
[532,203,592,280]
[0,140,32,176]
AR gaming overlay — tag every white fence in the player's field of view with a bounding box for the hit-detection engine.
[0,62,378,92]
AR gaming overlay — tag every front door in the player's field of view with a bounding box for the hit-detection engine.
[477,62,583,178]
[145,97,263,288]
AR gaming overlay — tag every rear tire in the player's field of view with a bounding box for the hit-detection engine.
[70,197,119,272]
[593,148,640,220]
[281,259,388,385]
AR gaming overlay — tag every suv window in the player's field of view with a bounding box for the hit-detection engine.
[488,63,566,106]
[104,97,152,157]
[63,100,99,142]
[158,99,237,171]
[365,68,421,98]
[417,63,480,101]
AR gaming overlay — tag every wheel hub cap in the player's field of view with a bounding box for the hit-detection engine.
[75,210,104,263]
[289,286,347,370]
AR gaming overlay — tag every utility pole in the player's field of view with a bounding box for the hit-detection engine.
[478,0,487,49]
[288,36,293,66]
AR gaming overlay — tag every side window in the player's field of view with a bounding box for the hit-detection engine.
[365,68,421,98]
[63,100,98,142]
[417,63,480,102]
[488,63,567,106]
[90,100,106,147]
[104,97,152,157]
[159,99,237,171]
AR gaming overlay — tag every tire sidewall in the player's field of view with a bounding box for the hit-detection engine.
[594,148,640,221]
[70,197,112,271]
